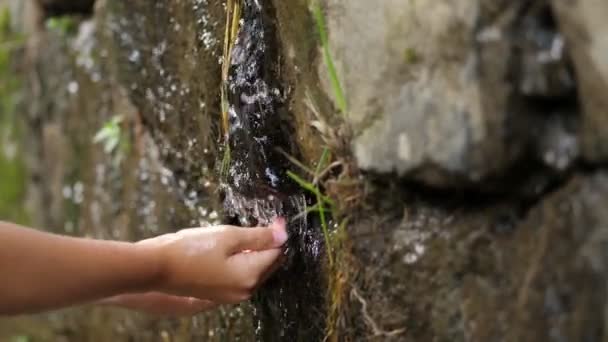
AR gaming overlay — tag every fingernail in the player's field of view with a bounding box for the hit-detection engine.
[272,224,288,246]
[272,216,286,228]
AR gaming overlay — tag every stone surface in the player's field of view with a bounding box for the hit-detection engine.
[552,0,608,162]
[323,0,579,188]
[107,0,225,193]
[351,173,608,341]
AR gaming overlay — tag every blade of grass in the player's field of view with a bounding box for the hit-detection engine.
[287,170,335,207]
[230,1,241,45]
[317,187,334,266]
[290,202,331,222]
[314,147,331,177]
[311,1,347,115]
[277,147,315,176]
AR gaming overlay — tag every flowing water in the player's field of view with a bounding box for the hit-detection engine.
[223,0,326,340]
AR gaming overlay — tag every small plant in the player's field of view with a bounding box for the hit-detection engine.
[93,115,129,165]
[307,4,368,340]
[45,16,77,36]
[285,147,355,341]
[311,1,347,116]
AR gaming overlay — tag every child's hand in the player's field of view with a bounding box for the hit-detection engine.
[137,218,288,304]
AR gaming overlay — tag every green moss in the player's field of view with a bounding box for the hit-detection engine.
[404,47,421,64]
[0,6,28,224]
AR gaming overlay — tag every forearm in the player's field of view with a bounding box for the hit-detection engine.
[0,221,162,315]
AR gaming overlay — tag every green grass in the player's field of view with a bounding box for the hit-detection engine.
[311,1,347,115]
[307,5,361,339]
[286,170,334,207]
[287,147,336,266]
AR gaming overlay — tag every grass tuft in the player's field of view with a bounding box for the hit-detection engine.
[287,147,337,266]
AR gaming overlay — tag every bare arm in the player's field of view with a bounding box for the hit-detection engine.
[0,221,160,315]
[0,219,287,316]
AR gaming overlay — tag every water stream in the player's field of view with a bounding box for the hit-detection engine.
[223,0,326,340]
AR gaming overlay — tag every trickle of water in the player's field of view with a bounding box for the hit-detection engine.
[221,0,326,340]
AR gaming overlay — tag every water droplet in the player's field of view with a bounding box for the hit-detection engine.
[67,81,79,94]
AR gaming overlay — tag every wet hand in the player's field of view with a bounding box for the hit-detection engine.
[138,218,288,304]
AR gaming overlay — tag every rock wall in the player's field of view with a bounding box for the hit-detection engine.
[1,0,608,341]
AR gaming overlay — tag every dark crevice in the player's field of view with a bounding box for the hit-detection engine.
[366,155,608,225]
[39,0,96,17]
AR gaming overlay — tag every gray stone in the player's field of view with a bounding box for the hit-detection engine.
[322,0,578,187]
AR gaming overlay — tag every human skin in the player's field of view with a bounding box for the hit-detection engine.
[0,218,288,316]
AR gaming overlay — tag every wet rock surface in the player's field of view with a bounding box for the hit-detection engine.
[1,0,608,341]
[225,1,325,341]
[108,0,226,206]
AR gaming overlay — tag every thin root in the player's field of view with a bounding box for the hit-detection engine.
[351,286,406,338]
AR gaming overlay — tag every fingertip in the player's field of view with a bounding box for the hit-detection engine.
[271,222,288,247]
[271,216,287,229]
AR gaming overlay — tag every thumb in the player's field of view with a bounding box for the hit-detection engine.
[228,218,288,254]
